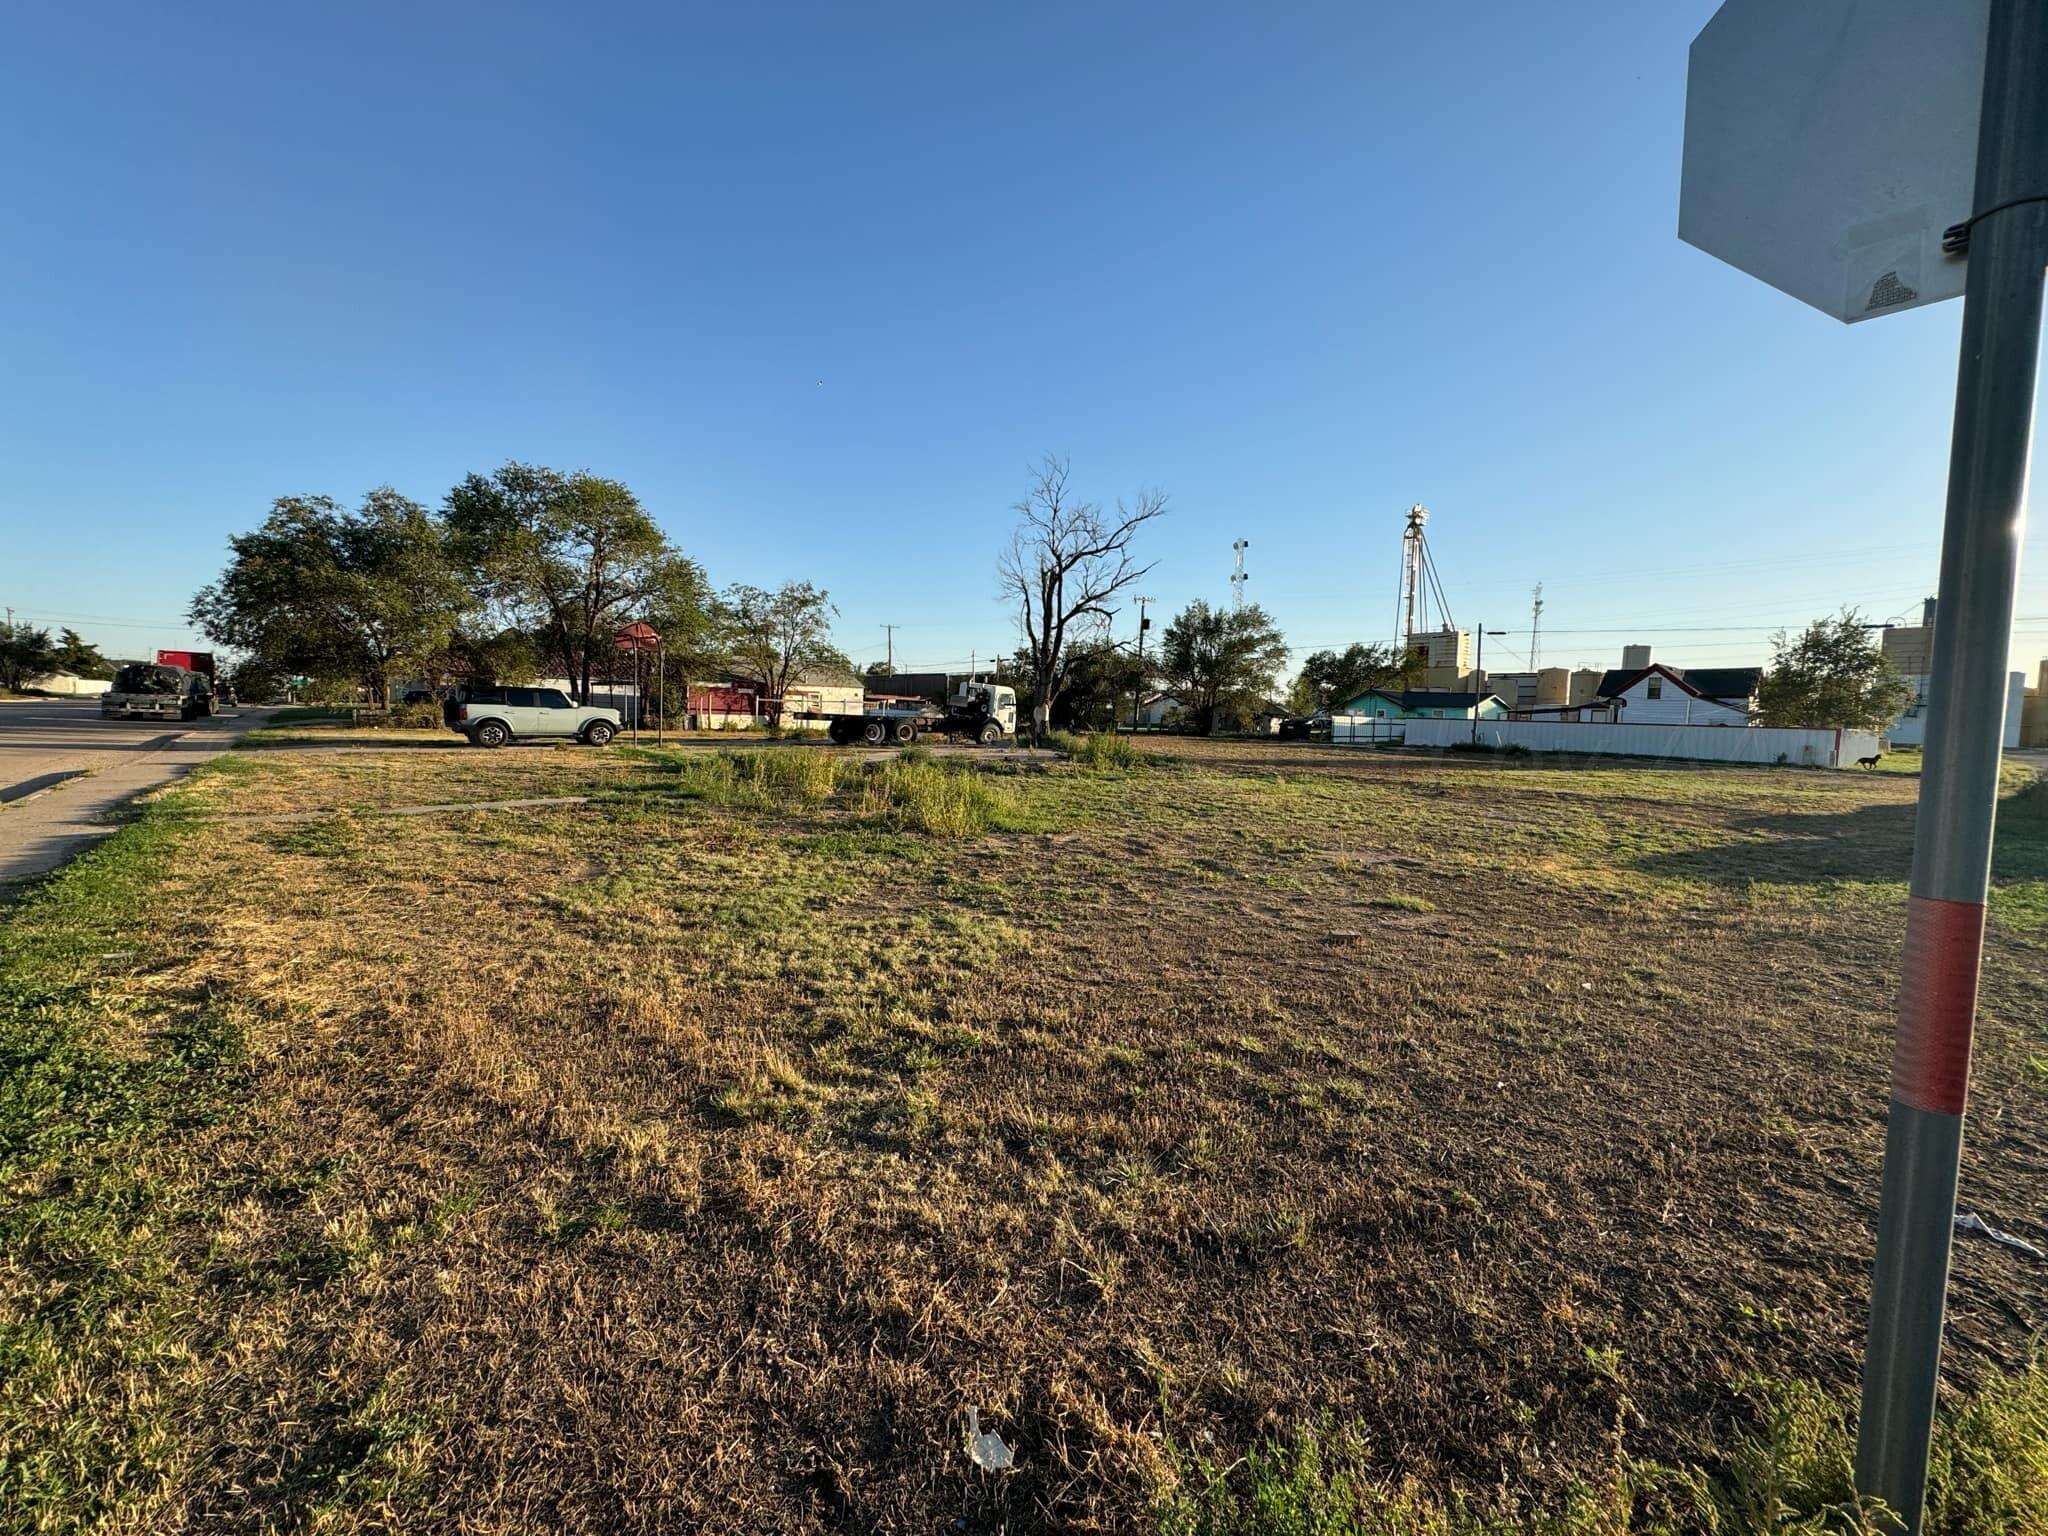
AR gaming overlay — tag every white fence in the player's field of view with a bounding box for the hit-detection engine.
[1383,717,1882,769]
[1329,715,1405,745]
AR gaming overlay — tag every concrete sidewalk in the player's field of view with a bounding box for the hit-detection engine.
[0,708,276,891]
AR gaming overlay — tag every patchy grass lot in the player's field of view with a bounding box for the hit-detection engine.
[4,735,2047,1533]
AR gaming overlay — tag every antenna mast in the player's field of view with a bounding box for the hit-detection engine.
[1230,539,1250,609]
[1529,584,1544,672]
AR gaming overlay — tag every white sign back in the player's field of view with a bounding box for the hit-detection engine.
[1679,0,1990,323]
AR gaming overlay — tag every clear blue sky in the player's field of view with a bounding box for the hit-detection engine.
[4,1,2045,679]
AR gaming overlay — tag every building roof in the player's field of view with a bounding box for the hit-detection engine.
[1354,688,1499,710]
[1681,667,1763,701]
[1595,663,1761,702]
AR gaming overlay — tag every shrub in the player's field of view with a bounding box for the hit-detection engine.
[388,700,444,730]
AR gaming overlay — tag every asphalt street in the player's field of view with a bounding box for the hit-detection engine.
[0,696,272,888]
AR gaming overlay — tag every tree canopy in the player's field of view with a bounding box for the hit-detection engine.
[0,622,57,692]
[1755,611,1915,731]
[1008,633,1146,730]
[445,463,710,703]
[1157,601,1291,734]
[51,628,114,680]
[1290,641,1422,714]
[719,581,851,701]
[190,491,468,703]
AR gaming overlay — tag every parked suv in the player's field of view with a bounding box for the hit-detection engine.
[452,686,622,748]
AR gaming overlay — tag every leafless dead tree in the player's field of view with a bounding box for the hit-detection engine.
[998,456,1167,738]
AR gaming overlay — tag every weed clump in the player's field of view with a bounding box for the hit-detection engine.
[674,749,841,809]
[854,758,1016,837]
[1050,730,1148,772]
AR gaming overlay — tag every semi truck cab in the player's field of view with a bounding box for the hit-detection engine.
[957,682,1017,735]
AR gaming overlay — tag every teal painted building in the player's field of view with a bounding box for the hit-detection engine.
[1334,688,1507,721]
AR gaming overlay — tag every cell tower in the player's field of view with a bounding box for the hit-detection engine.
[1529,583,1545,672]
[1231,539,1250,609]
[1399,506,1428,642]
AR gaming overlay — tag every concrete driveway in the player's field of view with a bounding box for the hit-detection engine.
[0,696,273,889]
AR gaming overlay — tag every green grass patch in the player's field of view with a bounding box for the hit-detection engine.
[1991,777,2048,935]
[1157,1360,2048,1534]
[0,799,245,1529]
[1366,893,1436,913]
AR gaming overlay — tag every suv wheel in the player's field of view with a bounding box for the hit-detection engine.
[584,721,616,746]
[473,720,510,749]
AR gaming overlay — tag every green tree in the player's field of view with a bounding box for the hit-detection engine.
[445,463,710,704]
[1053,635,1148,730]
[998,456,1167,739]
[0,622,57,692]
[1756,611,1915,730]
[50,628,114,680]
[718,581,851,703]
[190,490,469,703]
[1289,641,1423,714]
[1157,601,1291,735]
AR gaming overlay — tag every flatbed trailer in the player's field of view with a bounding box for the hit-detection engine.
[797,679,1019,747]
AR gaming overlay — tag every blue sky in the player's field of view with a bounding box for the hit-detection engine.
[3,1,2044,679]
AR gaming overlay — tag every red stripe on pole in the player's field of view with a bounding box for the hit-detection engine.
[1891,894,1987,1116]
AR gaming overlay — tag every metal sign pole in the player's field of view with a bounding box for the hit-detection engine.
[1856,1,2048,1527]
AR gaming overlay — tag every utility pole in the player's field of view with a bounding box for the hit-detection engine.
[1133,596,1156,730]
[881,624,898,673]
[1856,4,2048,1528]
[1470,626,1507,743]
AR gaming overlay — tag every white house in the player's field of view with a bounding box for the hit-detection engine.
[1136,692,1184,728]
[1595,663,1758,726]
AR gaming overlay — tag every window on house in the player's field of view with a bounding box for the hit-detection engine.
[1646,678,1663,700]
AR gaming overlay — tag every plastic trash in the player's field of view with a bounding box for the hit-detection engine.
[1955,1211,2044,1258]
[966,1407,1014,1472]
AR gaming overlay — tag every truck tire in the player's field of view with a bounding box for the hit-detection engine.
[827,719,854,745]
[473,720,511,749]
[861,720,889,746]
[583,721,616,746]
[978,722,1002,745]
[892,721,918,744]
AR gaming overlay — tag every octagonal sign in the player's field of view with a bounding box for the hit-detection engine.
[1680,0,1990,323]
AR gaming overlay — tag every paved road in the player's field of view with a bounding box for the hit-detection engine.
[0,697,274,889]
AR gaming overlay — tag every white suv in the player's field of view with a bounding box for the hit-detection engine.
[454,686,622,748]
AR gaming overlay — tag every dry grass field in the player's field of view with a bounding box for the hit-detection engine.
[4,730,2046,1534]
